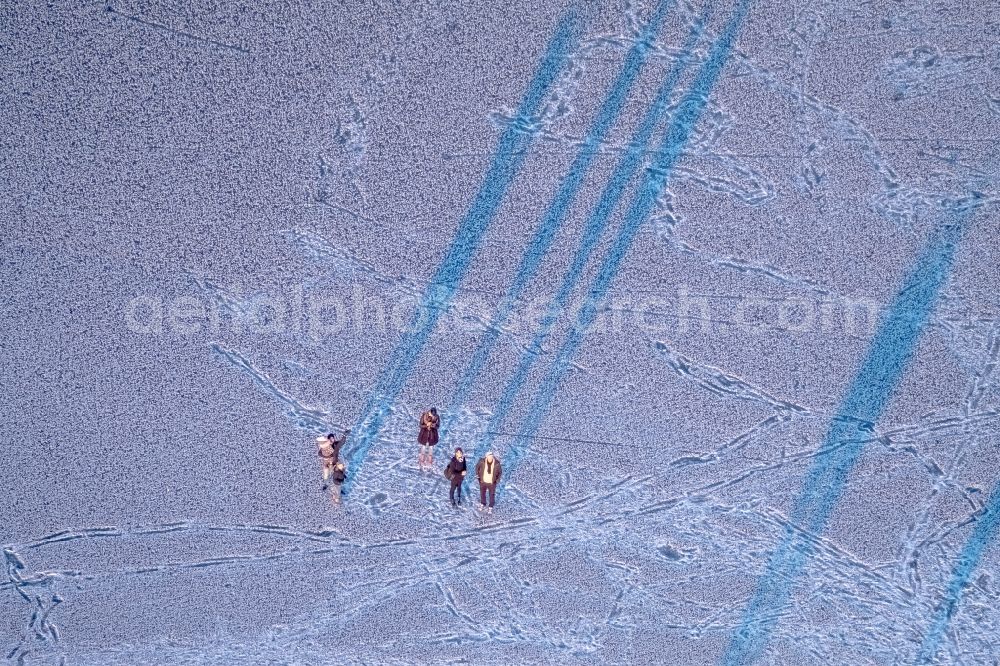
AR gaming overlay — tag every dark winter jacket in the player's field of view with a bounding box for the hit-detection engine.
[418,412,440,445]
[475,458,502,485]
[446,456,467,484]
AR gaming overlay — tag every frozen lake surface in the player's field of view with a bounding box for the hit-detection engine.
[3,0,999,663]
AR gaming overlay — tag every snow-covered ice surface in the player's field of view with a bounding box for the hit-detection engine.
[3,0,999,663]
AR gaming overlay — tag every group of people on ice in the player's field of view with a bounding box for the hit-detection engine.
[314,407,503,511]
[418,407,503,511]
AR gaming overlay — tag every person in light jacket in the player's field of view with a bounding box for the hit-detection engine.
[316,431,347,490]
[475,452,502,513]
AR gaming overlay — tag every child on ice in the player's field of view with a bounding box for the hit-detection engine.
[330,462,347,503]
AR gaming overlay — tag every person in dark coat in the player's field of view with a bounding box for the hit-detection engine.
[475,452,502,512]
[330,462,347,503]
[417,407,440,469]
[445,448,467,506]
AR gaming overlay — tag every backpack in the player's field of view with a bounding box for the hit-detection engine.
[444,464,454,480]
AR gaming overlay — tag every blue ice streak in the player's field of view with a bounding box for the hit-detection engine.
[917,363,998,661]
[443,0,677,437]
[722,205,972,665]
[489,0,748,477]
[470,9,711,465]
[342,12,581,492]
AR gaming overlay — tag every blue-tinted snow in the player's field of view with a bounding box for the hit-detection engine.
[2,0,999,663]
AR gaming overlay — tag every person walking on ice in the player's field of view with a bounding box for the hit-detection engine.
[417,407,440,469]
[475,452,502,513]
[444,447,467,506]
[316,431,347,490]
